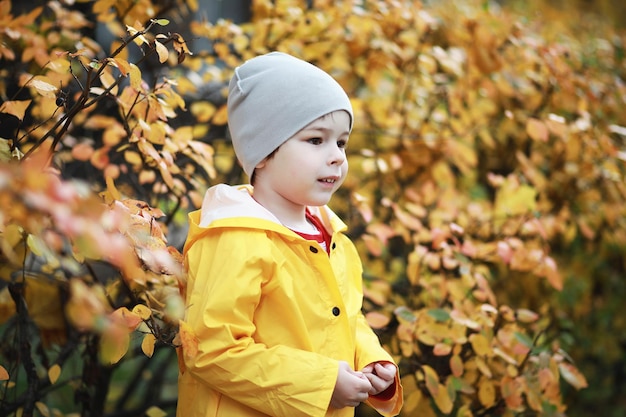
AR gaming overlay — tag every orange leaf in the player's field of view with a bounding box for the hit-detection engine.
[111,307,143,331]
[0,365,8,381]
[362,234,383,257]
[433,342,452,356]
[558,362,588,390]
[526,118,549,142]
[0,99,31,120]
[501,375,524,409]
[365,311,390,329]
[177,320,198,359]
[450,354,464,377]
[71,142,94,161]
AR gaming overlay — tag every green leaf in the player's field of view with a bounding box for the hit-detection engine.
[0,138,11,162]
[154,18,170,26]
[427,308,450,322]
[514,332,534,348]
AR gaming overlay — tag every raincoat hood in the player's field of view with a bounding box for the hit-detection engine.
[185,183,347,250]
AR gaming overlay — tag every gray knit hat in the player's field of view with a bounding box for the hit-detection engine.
[227,52,353,177]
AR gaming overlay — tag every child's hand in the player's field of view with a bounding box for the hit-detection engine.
[330,361,373,409]
[361,362,397,396]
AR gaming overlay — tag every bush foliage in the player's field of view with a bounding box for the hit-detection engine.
[0,0,624,416]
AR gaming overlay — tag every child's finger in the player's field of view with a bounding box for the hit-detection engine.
[374,363,397,379]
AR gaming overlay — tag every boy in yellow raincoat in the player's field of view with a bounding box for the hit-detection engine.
[177,52,403,417]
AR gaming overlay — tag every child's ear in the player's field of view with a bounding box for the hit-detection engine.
[255,159,267,170]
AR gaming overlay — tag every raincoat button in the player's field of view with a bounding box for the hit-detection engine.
[332,307,340,316]
[331,242,336,250]
[309,246,319,253]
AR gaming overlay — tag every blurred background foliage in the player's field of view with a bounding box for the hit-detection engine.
[0,0,624,416]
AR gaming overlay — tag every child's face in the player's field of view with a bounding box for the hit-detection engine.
[253,110,350,209]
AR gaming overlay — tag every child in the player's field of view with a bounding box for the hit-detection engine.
[177,52,403,417]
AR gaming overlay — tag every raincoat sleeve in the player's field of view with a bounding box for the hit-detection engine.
[181,228,339,417]
[355,313,404,416]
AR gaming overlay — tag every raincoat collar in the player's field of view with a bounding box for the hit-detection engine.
[197,184,347,235]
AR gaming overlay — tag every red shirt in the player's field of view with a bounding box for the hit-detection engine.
[290,210,332,254]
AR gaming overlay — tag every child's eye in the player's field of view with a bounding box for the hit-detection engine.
[307,137,323,145]
[337,139,348,149]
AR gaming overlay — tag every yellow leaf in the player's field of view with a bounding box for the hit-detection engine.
[145,406,167,417]
[141,333,157,358]
[0,100,31,120]
[48,364,61,384]
[126,24,149,46]
[212,104,229,125]
[29,77,58,98]
[469,333,491,357]
[132,304,152,320]
[403,389,423,413]
[456,404,473,417]
[422,365,440,396]
[35,402,50,417]
[26,234,45,257]
[0,365,9,381]
[190,101,216,123]
[478,378,496,407]
[129,63,142,90]
[99,67,118,95]
[494,177,537,224]
[432,382,453,414]
[99,323,130,365]
[155,40,169,63]
[515,308,539,323]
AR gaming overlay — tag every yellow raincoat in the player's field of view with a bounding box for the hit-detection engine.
[177,184,403,417]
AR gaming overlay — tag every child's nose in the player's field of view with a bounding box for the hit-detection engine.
[328,145,346,165]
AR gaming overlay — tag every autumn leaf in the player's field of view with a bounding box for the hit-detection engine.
[99,322,130,365]
[0,99,32,120]
[365,311,390,329]
[176,320,198,359]
[0,365,8,381]
[526,118,549,142]
[48,364,61,384]
[422,365,440,396]
[558,362,588,390]
[155,40,169,63]
[28,76,58,98]
[432,381,454,414]
[450,354,464,377]
[478,378,496,408]
[145,406,167,417]
[141,333,157,358]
